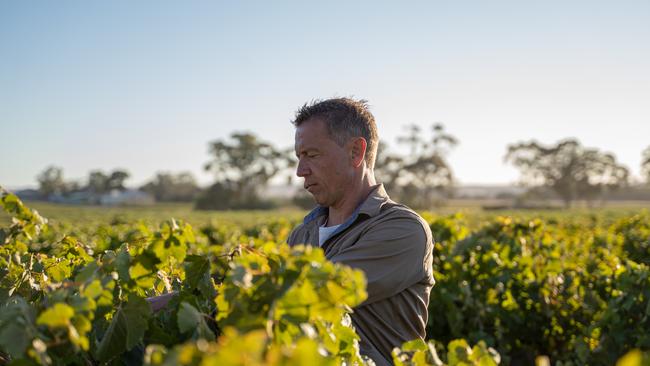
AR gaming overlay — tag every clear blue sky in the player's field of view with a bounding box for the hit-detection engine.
[2,0,649,189]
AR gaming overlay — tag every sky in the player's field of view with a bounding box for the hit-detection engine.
[1,0,649,190]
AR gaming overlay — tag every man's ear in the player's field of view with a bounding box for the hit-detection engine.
[349,137,367,168]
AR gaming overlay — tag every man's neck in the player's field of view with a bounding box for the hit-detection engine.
[327,172,377,226]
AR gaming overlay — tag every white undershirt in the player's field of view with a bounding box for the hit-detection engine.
[318,223,341,247]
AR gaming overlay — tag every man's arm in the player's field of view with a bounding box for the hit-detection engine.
[330,214,432,305]
[146,292,177,312]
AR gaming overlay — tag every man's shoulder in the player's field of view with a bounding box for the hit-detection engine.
[288,220,322,247]
[287,222,307,246]
[377,200,431,233]
[357,199,433,251]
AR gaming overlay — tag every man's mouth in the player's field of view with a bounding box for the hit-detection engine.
[304,183,317,190]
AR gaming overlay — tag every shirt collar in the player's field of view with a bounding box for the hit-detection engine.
[302,184,390,225]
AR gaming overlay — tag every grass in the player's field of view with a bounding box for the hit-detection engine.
[0,201,308,228]
[3,199,648,231]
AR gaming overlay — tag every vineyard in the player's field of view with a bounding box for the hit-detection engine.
[1,190,649,365]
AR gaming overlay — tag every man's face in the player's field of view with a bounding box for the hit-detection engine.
[294,118,352,208]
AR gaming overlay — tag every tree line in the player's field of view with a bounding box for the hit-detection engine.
[31,128,650,209]
[33,168,201,204]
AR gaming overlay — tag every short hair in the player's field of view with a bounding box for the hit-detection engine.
[292,97,379,169]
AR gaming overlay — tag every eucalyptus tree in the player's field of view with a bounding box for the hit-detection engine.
[505,138,629,207]
[379,123,458,209]
[199,132,292,210]
[87,170,130,194]
[642,146,650,184]
[36,166,66,197]
[140,172,200,202]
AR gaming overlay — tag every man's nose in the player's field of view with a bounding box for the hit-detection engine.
[296,159,310,177]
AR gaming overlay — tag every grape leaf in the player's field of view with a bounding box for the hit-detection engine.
[184,255,216,299]
[37,303,74,328]
[95,296,151,362]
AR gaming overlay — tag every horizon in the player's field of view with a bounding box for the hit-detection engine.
[2,1,649,189]
[3,180,532,193]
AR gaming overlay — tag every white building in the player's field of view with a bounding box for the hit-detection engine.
[99,189,154,206]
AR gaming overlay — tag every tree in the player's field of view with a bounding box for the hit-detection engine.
[87,169,130,194]
[36,166,66,197]
[642,146,650,184]
[430,123,459,156]
[390,123,458,209]
[197,132,292,210]
[373,140,405,195]
[505,138,629,207]
[107,170,130,191]
[397,124,423,157]
[140,172,200,202]
[87,171,109,194]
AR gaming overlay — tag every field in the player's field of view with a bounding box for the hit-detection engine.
[1,195,649,365]
[0,201,306,228]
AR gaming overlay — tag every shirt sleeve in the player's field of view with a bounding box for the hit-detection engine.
[287,223,305,246]
[329,214,430,306]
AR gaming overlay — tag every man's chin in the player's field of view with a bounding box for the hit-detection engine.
[311,194,327,207]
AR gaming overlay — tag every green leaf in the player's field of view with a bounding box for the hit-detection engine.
[184,255,208,287]
[37,303,74,328]
[75,262,99,284]
[151,232,187,264]
[469,341,500,366]
[401,339,428,352]
[95,296,151,362]
[123,296,152,350]
[129,262,155,288]
[0,297,35,358]
[177,302,201,334]
[115,245,131,281]
[46,261,72,283]
[184,255,216,299]
[0,192,20,214]
[176,302,215,341]
[95,308,128,362]
[82,280,103,300]
[616,350,650,366]
[0,321,30,358]
[447,339,471,365]
[145,319,176,346]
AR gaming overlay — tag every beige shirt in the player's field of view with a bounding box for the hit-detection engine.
[287,184,435,366]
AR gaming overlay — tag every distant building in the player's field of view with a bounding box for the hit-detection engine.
[99,189,155,206]
[15,189,44,201]
[50,190,96,204]
[44,189,154,206]
[454,185,526,199]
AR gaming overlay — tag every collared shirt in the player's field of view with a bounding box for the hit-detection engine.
[287,184,435,366]
[318,223,341,246]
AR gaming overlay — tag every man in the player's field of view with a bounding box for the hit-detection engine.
[287,97,435,366]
